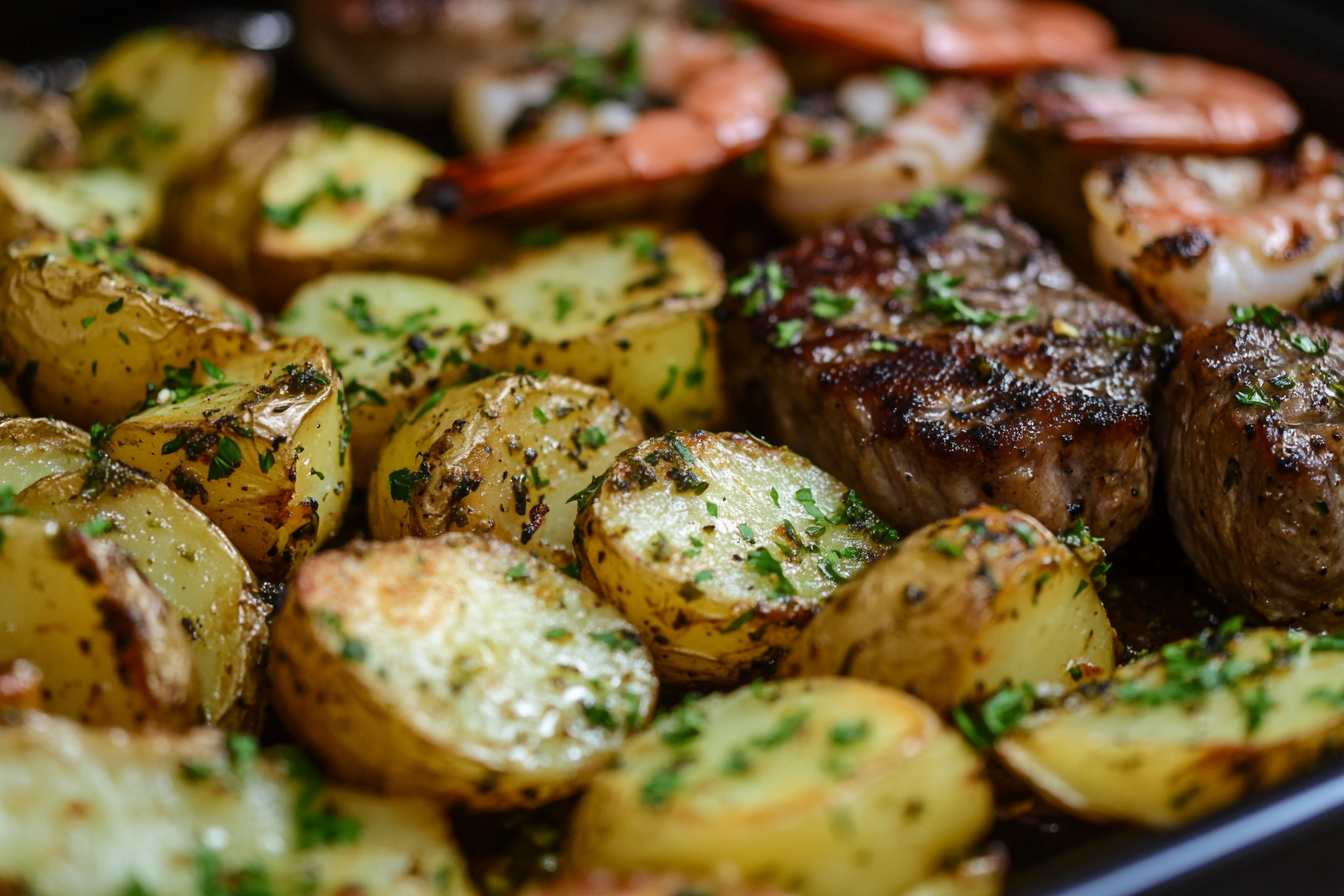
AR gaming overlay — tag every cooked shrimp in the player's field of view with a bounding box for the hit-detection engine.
[1085,136,1344,328]
[735,0,1114,75]
[763,70,1003,234]
[422,21,789,220]
[1005,51,1300,154]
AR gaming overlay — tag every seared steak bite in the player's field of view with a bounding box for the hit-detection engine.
[1159,309,1344,628]
[718,195,1174,547]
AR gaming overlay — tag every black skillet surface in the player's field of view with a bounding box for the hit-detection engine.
[5,1,1344,893]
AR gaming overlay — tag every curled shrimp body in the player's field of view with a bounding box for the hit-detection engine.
[764,72,1003,234]
[1086,136,1344,328]
[1005,52,1300,154]
[735,0,1114,75]
[422,22,789,221]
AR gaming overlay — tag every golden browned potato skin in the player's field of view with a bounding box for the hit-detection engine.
[0,381,27,417]
[0,516,200,729]
[103,337,351,581]
[0,229,265,429]
[780,506,1117,710]
[15,460,269,729]
[270,534,658,811]
[0,416,91,493]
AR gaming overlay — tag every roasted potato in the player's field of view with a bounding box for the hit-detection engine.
[369,372,642,568]
[470,226,727,432]
[0,63,80,170]
[103,337,351,580]
[0,515,199,729]
[566,677,993,896]
[0,228,264,429]
[996,625,1344,828]
[165,118,511,309]
[0,165,160,247]
[15,457,269,728]
[0,416,90,494]
[519,872,792,896]
[273,271,495,484]
[780,507,1118,710]
[74,30,270,185]
[0,712,475,896]
[0,382,29,417]
[269,534,659,809]
[573,431,897,686]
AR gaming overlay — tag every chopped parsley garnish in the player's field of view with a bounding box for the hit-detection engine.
[414,389,448,422]
[1289,332,1329,356]
[730,261,789,317]
[952,682,1037,750]
[751,710,809,748]
[640,765,683,807]
[591,630,641,652]
[829,720,871,746]
[554,290,577,322]
[208,438,243,481]
[931,537,962,558]
[809,287,857,320]
[660,698,706,747]
[545,628,569,640]
[919,271,997,326]
[706,500,719,517]
[532,406,549,424]
[870,339,901,352]
[578,426,607,449]
[738,524,755,542]
[884,66,929,107]
[657,366,679,401]
[504,563,528,582]
[80,516,114,536]
[260,450,275,474]
[1230,304,1289,331]
[772,319,804,348]
[692,570,714,584]
[878,187,987,220]
[0,486,28,517]
[1058,519,1103,548]
[794,487,827,522]
[745,548,796,597]
[517,223,565,248]
[262,174,365,230]
[1233,383,1279,409]
[388,467,428,502]
[723,609,756,633]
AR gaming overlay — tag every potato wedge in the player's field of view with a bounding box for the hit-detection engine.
[269,534,659,809]
[369,372,642,568]
[0,515,199,729]
[996,626,1344,828]
[0,713,475,896]
[469,226,727,432]
[566,677,992,896]
[15,458,268,728]
[0,228,264,429]
[0,165,160,247]
[273,271,495,484]
[780,507,1117,710]
[74,30,270,185]
[573,431,897,686]
[0,416,90,494]
[254,119,442,300]
[0,380,28,417]
[0,63,80,170]
[103,337,351,580]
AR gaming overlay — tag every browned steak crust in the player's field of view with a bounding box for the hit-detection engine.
[1158,310,1344,628]
[718,196,1174,546]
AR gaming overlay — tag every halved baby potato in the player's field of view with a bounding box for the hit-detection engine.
[74,29,271,185]
[369,372,642,568]
[165,118,511,309]
[781,506,1117,710]
[573,431,898,686]
[469,225,727,432]
[0,515,199,729]
[0,63,80,170]
[268,534,659,809]
[103,337,351,581]
[0,417,90,495]
[0,713,474,896]
[273,271,495,484]
[15,457,269,728]
[0,228,264,429]
[997,626,1344,828]
[0,166,160,247]
[566,677,993,896]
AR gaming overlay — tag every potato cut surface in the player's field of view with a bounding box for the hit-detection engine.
[273,271,495,483]
[567,677,992,896]
[269,534,658,809]
[74,30,270,184]
[0,228,264,429]
[0,713,475,896]
[16,459,268,728]
[470,226,726,431]
[782,506,1117,709]
[998,626,1344,827]
[369,372,641,567]
[104,337,351,580]
[0,165,160,245]
[574,431,897,685]
[0,417,90,495]
[0,516,199,729]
